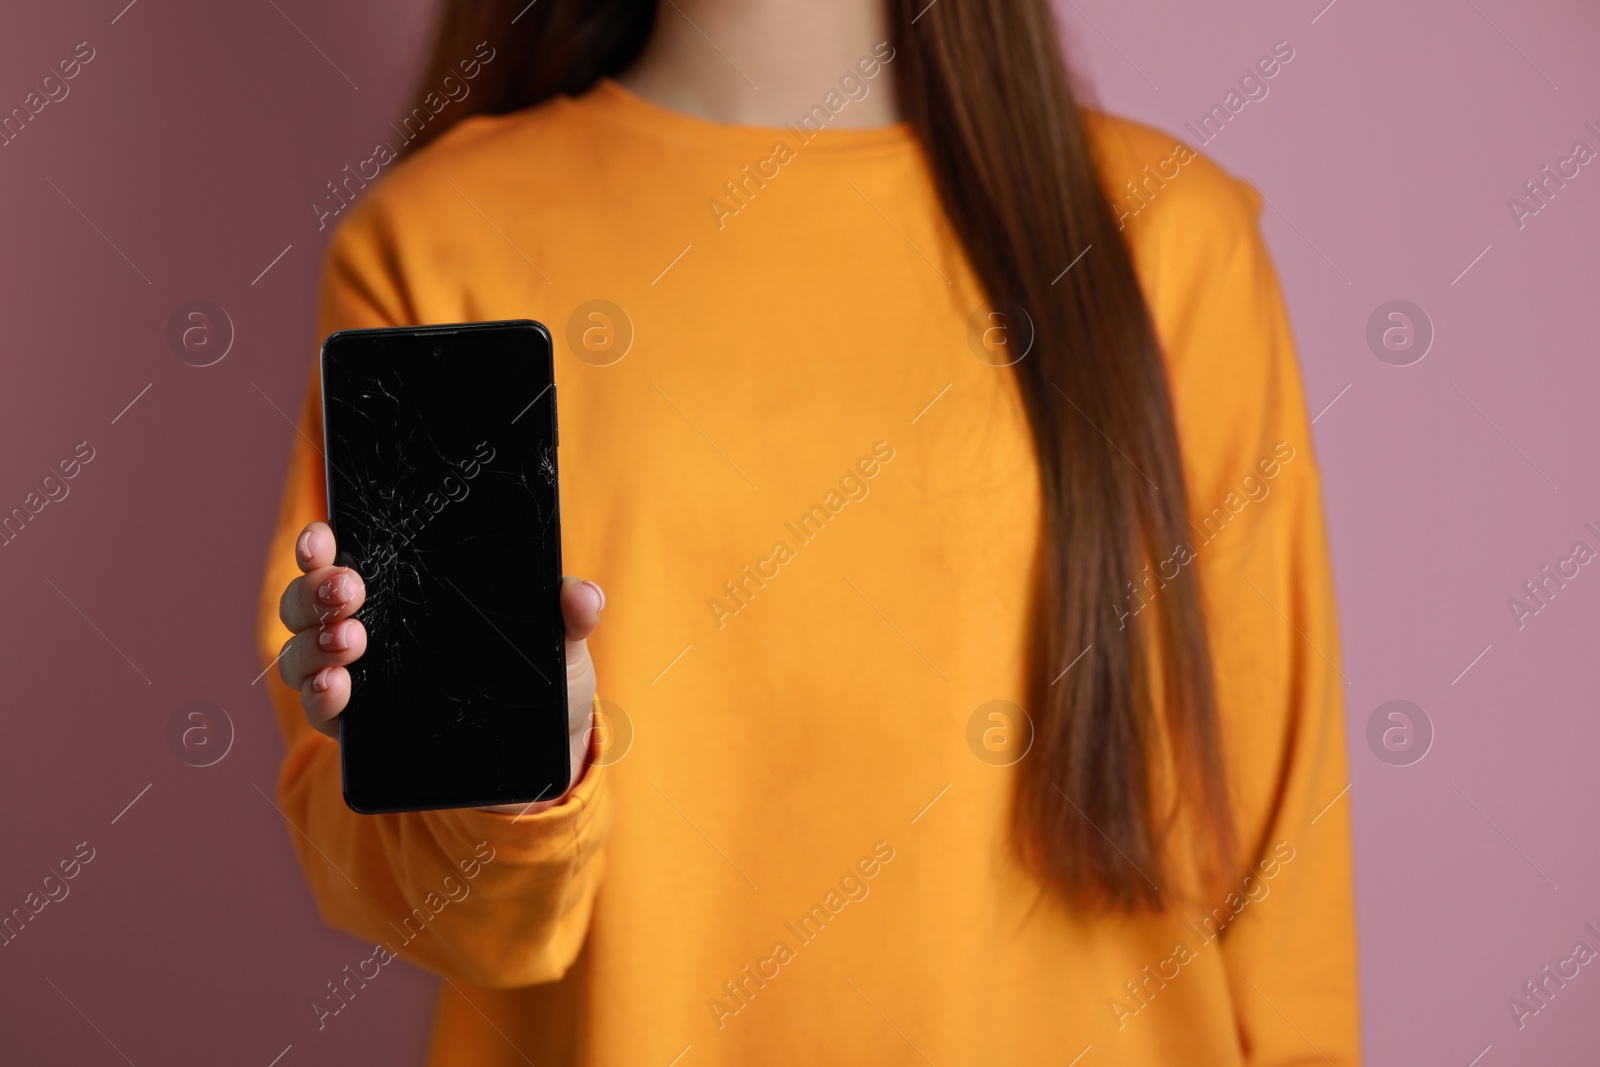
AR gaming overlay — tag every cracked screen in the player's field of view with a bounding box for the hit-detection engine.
[320,320,568,813]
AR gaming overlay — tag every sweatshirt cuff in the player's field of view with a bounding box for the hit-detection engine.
[423,745,611,867]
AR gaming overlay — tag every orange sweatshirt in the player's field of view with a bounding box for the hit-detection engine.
[258,78,1360,1066]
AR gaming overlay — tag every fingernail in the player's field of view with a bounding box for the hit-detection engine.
[296,530,313,562]
[318,576,348,606]
[582,580,606,612]
[310,667,332,693]
[318,624,346,651]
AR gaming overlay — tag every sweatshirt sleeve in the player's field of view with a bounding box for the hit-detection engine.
[255,193,614,989]
[1208,454,1360,1067]
[1141,170,1362,1065]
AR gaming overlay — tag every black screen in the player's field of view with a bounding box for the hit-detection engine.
[320,320,567,813]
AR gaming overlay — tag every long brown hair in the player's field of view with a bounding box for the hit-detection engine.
[401,0,1233,910]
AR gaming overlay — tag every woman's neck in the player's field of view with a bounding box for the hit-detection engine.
[618,0,900,128]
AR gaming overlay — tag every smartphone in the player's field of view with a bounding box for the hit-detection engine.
[319,319,568,814]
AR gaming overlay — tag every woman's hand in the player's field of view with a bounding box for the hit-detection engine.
[276,520,605,812]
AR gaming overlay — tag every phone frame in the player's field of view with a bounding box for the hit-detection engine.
[318,318,568,814]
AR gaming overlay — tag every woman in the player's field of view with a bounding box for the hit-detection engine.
[260,0,1360,1063]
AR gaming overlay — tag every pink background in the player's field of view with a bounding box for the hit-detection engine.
[1,0,1595,1062]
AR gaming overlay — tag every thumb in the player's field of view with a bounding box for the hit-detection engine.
[561,576,604,718]
[561,575,605,643]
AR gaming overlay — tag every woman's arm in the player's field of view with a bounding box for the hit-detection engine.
[1192,188,1360,1066]
[254,201,614,989]
[1129,151,1362,1064]
[1207,459,1360,1067]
